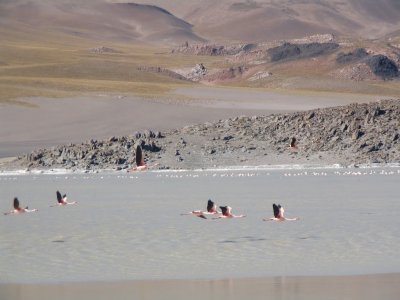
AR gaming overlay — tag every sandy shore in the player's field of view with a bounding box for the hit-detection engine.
[1,274,399,300]
[0,87,380,158]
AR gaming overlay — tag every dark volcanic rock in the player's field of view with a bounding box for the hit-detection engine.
[268,42,339,62]
[366,55,399,80]
[336,48,368,64]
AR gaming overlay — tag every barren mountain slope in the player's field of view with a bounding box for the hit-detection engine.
[3,0,399,44]
[0,0,204,44]
[132,0,400,41]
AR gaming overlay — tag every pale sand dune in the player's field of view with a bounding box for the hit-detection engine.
[0,88,380,158]
[1,274,399,300]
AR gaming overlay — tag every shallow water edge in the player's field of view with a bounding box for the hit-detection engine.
[1,273,399,300]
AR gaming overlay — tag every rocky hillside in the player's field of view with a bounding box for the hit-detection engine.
[4,0,400,45]
[169,36,400,84]
[0,1,205,44]
[134,0,400,41]
[5,99,400,171]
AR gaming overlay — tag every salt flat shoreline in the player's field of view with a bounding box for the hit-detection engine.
[1,273,399,300]
[1,162,400,176]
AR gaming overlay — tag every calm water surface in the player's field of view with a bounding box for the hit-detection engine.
[1,166,399,283]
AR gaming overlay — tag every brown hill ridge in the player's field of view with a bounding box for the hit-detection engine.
[0,1,205,44]
[2,1,400,44]
[134,0,400,42]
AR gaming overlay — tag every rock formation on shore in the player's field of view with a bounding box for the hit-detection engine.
[4,99,399,172]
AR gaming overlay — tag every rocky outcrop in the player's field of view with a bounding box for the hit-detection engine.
[204,66,247,82]
[7,99,400,171]
[172,42,256,56]
[21,131,163,171]
[185,63,208,81]
[336,48,369,64]
[268,42,339,62]
[366,55,399,80]
[333,48,399,81]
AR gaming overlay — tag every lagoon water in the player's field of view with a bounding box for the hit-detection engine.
[1,166,400,284]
